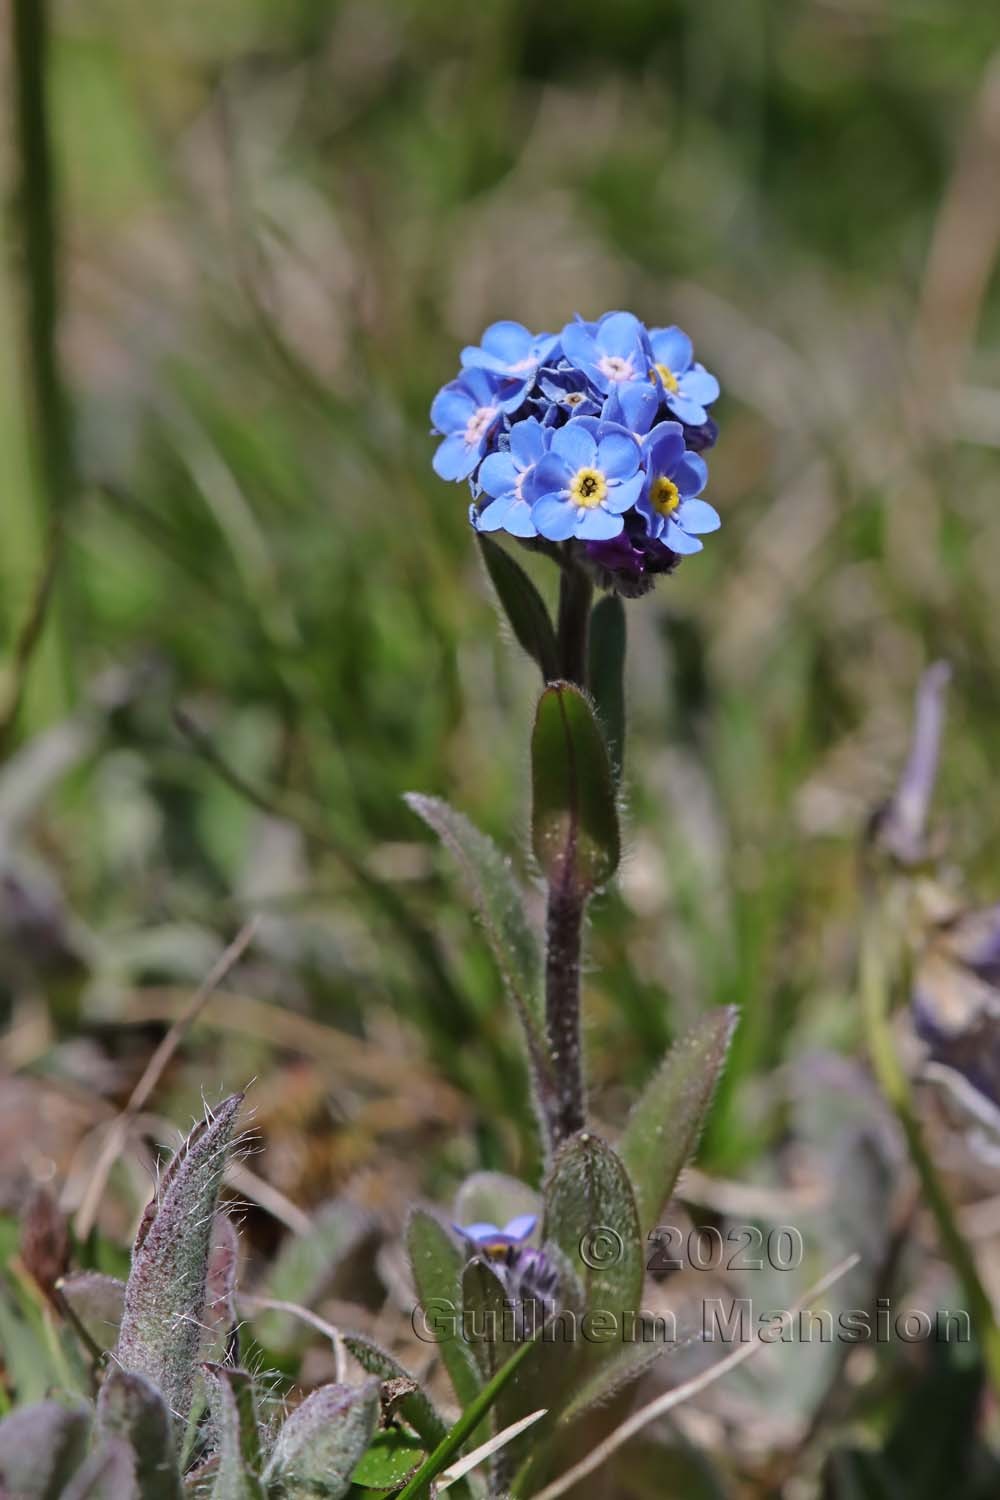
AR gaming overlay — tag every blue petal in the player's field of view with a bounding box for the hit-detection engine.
[574,506,624,540]
[528,453,571,500]
[482,320,534,362]
[683,364,720,406]
[532,495,578,541]
[461,1221,501,1242]
[674,452,708,496]
[503,1213,538,1240]
[676,497,720,534]
[431,384,475,434]
[665,518,704,554]
[559,320,598,374]
[551,423,597,470]
[605,471,644,514]
[596,311,644,359]
[464,366,504,404]
[610,380,659,436]
[664,390,707,426]
[501,499,539,538]
[475,494,516,531]
[531,333,560,365]
[509,416,547,469]
[635,495,664,539]
[597,430,640,480]
[433,433,477,481]
[644,422,686,475]
[478,451,518,499]
[649,325,694,374]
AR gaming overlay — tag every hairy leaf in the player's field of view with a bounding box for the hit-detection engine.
[531,683,620,894]
[619,1008,738,1234]
[341,1334,448,1448]
[405,1209,481,1410]
[264,1379,380,1498]
[477,535,559,681]
[203,1365,264,1500]
[116,1094,243,1435]
[97,1369,181,1500]
[405,794,557,1154]
[543,1131,643,1369]
[58,1271,126,1354]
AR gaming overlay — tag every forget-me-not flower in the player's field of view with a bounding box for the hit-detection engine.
[560,311,650,394]
[431,367,509,481]
[647,325,720,426]
[473,417,552,538]
[637,422,720,555]
[528,421,643,541]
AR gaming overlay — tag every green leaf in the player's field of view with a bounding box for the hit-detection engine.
[202,1365,264,1499]
[0,1401,90,1499]
[264,1379,380,1499]
[587,594,626,781]
[96,1369,182,1500]
[460,1257,513,1385]
[542,1131,643,1369]
[558,1336,668,1425]
[477,536,559,681]
[619,1008,738,1235]
[393,1336,544,1500]
[340,1335,448,1450]
[404,796,552,1116]
[58,1271,126,1354]
[116,1094,243,1437]
[405,1209,481,1411]
[350,1431,426,1490]
[531,683,620,894]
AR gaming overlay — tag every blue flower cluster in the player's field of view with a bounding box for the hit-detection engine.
[430,311,721,592]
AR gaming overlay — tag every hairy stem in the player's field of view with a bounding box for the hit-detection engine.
[555,557,593,689]
[544,878,586,1144]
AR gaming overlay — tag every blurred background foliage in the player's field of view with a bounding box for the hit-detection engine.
[3,0,1000,1483]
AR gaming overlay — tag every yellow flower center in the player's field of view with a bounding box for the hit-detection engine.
[651,476,681,516]
[569,467,607,509]
[650,362,680,394]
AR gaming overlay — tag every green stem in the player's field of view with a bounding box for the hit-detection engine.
[859,879,1000,1399]
[544,555,594,1144]
[544,879,586,1145]
[555,557,593,689]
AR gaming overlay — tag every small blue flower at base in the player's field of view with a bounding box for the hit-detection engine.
[457,1214,538,1248]
[648,325,720,426]
[560,311,651,394]
[536,364,602,421]
[461,321,559,410]
[430,367,509,482]
[472,417,551,538]
[637,422,720,555]
[527,422,644,541]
